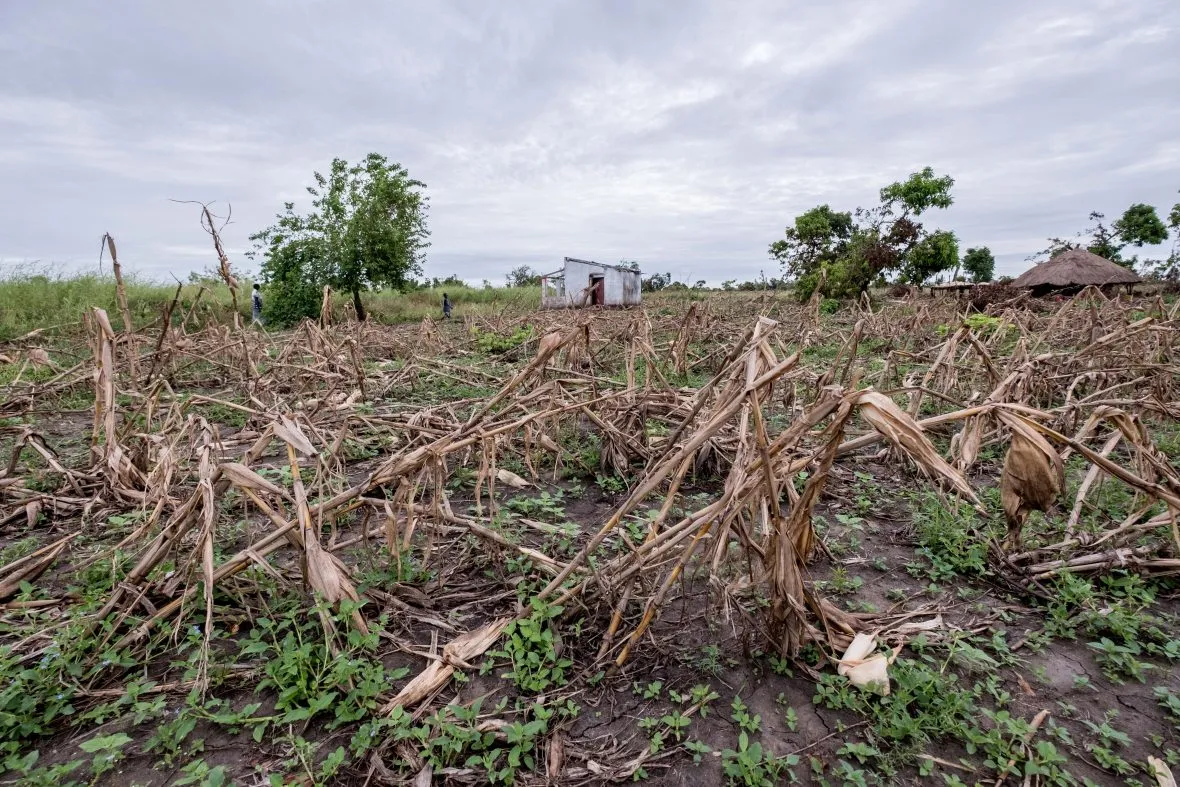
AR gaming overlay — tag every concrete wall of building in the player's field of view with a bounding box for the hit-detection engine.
[541,259,642,308]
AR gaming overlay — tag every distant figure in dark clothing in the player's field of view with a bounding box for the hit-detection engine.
[251,283,263,325]
[442,293,452,319]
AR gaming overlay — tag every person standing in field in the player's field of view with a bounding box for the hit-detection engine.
[442,292,452,319]
[252,283,264,326]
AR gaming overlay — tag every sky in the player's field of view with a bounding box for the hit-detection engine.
[1,1,1178,286]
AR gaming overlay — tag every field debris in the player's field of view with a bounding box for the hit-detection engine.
[2,287,1180,783]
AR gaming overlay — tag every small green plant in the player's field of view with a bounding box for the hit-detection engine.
[963,313,1003,332]
[730,696,761,734]
[79,732,132,781]
[692,644,724,676]
[689,685,720,716]
[596,472,627,495]
[1088,637,1153,683]
[660,710,691,742]
[174,759,230,786]
[821,566,864,595]
[1155,686,1180,727]
[234,599,406,733]
[685,739,711,764]
[503,490,566,521]
[492,598,572,693]
[774,695,799,732]
[721,732,798,786]
[473,325,534,354]
[908,491,989,579]
[634,680,663,700]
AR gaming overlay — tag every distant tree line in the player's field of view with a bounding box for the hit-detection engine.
[245,153,1179,324]
[768,167,1178,299]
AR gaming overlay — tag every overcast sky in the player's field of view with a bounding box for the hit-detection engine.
[1,1,1177,286]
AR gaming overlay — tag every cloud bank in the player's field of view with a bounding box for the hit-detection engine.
[1,0,1177,284]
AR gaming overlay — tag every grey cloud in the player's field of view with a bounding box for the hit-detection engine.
[0,0,1177,286]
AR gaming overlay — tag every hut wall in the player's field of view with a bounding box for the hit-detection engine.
[541,259,642,308]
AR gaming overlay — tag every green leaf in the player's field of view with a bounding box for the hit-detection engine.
[79,733,132,753]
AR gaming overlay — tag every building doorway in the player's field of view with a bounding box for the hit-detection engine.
[589,274,605,306]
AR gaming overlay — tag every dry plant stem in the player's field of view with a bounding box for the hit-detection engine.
[102,233,139,379]
[0,533,76,599]
[535,353,800,602]
[1065,431,1122,536]
[596,455,693,661]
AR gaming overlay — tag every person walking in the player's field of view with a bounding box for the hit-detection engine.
[442,292,452,319]
[251,283,264,326]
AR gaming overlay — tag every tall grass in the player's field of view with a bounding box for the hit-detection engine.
[0,270,543,341]
[366,285,540,323]
[0,271,234,341]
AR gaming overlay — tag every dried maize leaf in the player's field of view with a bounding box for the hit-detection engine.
[955,416,983,472]
[537,331,564,359]
[0,534,73,600]
[999,412,1064,536]
[854,391,980,506]
[496,468,530,488]
[274,416,316,456]
[1148,757,1177,787]
[837,632,890,696]
[219,462,287,498]
[382,618,509,713]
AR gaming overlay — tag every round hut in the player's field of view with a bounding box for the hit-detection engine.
[1010,248,1141,297]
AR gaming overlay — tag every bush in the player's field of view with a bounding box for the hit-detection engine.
[819,298,841,315]
[262,276,321,327]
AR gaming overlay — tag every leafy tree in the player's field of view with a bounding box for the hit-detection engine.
[1084,212,1123,262]
[1037,202,1170,270]
[1148,193,1180,281]
[768,204,854,281]
[961,247,995,283]
[642,272,672,292]
[505,266,541,287]
[899,229,959,285]
[426,274,466,288]
[770,167,958,299]
[249,153,429,323]
[1114,203,1168,248]
[878,167,955,214]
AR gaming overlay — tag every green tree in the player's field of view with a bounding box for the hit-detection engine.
[250,153,429,323]
[505,266,541,287]
[1038,202,1170,270]
[900,229,959,284]
[1114,203,1168,248]
[642,272,672,292]
[878,166,954,215]
[770,167,957,299]
[1149,193,1180,281]
[961,246,995,283]
[768,204,854,281]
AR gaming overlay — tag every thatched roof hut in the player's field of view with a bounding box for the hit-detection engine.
[1010,248,1141,295]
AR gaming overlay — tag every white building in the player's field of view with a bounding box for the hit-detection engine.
[540,257,643,309]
